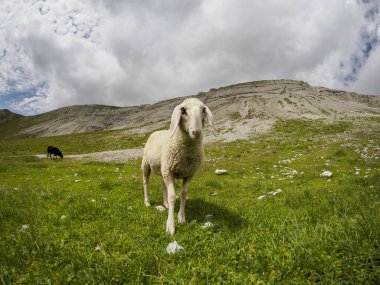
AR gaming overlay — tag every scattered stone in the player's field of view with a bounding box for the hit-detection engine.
[201,222,213,229]
[155,205,166,212]
[215,169,228,175]
[20,224,29,233]
[166,241,184,254]
[320,171,333,178]
[272,189,282,196]
[257,195,266,200]
[74,179,81,183]
[210,192,218,196]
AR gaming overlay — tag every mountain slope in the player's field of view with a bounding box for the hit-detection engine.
[0,80,379,139]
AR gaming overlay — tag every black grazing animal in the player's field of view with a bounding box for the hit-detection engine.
[47,146,63,159]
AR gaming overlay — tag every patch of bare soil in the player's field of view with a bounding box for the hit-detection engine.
[37,148,143,163]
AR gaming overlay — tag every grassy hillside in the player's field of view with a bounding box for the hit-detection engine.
[0,129,149,156]
[0,118,379,284]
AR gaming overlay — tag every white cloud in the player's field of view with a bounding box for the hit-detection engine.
[0,0,378,115]
[350,47,380,95]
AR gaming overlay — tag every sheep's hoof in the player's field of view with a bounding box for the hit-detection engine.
[144,201,151,207]
[166,223,175,235]
[178,213,186,224]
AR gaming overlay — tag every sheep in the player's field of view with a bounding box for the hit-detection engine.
[142,98,215,234]
[47,146,63,159]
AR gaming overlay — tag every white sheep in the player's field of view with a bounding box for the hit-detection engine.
[142,98,215,234]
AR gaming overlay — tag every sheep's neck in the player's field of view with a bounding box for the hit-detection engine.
[168,128,204,179]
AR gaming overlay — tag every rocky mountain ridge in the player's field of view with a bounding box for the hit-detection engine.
[1,80,379,140]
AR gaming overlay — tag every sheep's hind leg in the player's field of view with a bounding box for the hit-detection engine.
[142,165,151,207]
[164,175,176,235]
[162,179,168,208]
[178,177,191,224]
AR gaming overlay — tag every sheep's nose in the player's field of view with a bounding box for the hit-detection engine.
[192,130,201,139]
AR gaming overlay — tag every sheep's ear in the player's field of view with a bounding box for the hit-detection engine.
[169,105,182,137]
[204,106,216,136]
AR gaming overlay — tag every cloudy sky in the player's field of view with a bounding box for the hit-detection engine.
[0,0,379,115]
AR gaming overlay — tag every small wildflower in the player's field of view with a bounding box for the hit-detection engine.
[205,214,213,220]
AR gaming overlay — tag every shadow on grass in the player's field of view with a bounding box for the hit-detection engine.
[185,198,245,231]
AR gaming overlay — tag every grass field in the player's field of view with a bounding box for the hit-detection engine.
[0,118,379,284]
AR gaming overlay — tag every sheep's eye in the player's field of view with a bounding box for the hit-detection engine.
[180,107,187,115]
[202,107,207,113]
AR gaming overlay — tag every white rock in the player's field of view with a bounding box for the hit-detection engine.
[257,195,266,200]
[155,205,166,212]
[215,169,228,175]
[320,171,333,178]
[166,241,184,254]
[273,189,282,195]
[201,222,213,229]
[20,224,30,233]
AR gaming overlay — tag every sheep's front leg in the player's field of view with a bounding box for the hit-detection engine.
[162,179,168,208]
[164,175,176,235]
[178,177,191,224]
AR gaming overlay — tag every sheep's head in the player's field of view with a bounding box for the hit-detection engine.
[169,98,215,140]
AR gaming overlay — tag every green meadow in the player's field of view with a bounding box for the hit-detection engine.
[0,118,379,284]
